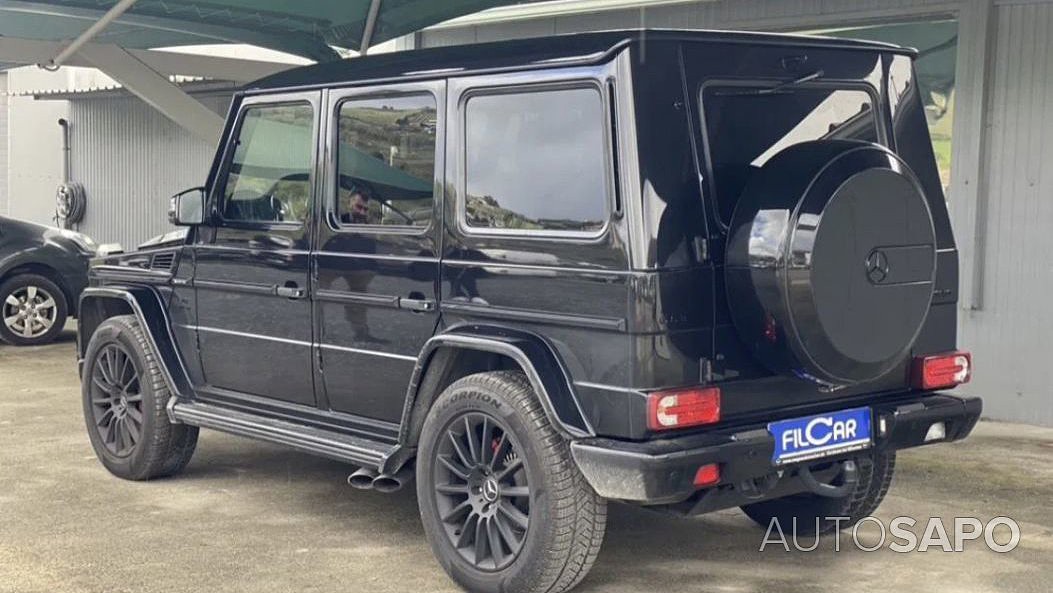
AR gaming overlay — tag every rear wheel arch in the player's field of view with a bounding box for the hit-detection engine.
[400,330,594,451]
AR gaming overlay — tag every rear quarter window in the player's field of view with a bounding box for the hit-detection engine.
[462,87,609,236]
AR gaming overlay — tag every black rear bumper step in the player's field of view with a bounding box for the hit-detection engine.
[570,392,982,508]
[171,401,397,471]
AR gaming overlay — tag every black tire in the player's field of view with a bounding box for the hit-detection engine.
[0,273,68,346]
[417,371,606,593]
[741,451,896,535]
[82,315,198,480]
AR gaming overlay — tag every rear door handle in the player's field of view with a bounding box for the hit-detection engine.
[275,284,306,300]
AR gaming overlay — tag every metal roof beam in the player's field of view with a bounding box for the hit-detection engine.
[0,37,295,81]
[358,0,383,55]
[41,0,138,70]
[77,43,224,144]
[0,0,341,62]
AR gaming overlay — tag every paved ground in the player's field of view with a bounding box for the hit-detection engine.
[1,327,1051,593]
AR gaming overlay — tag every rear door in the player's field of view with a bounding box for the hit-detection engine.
[312,81,444,422]
[192,92,320,407]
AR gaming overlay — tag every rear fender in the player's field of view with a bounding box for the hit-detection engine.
[399,325,595,449]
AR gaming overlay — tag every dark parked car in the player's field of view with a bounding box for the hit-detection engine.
[77,30,981,593]
[0,215,95,345]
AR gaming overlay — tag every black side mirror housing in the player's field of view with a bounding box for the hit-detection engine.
[169,187,206,226]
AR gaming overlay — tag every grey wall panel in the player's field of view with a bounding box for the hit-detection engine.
[68,93,231,249]
[958,0,1053,425]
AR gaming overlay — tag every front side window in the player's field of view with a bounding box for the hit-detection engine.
[464,87,608,234]
[336,94,437,228]
[702,85,877,224]
[222,103,314,224]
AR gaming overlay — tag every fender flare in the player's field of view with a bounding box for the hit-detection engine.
[399,325,595,449]
[77,286,194,404]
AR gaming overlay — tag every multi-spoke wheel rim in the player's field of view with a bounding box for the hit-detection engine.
[433,412,531,571]
[88,343,144,457]
[2,285,58,339]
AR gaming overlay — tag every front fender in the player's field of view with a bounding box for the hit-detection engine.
[78,286,193,402]
[401,325,595,447]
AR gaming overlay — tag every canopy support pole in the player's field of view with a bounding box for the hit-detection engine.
[77,43,224,145]
[359,0,383,55]
[39,0,139,70]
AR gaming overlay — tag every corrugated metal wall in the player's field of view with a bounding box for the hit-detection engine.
[959,0,1053,425]
[421,0,959,45]
[0,72,8,216]
[68,92,231,248]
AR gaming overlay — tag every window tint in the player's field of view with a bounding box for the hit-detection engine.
[222,103,314,224]
[702,86,877,224]
[336,94,437,228]
[464,88,608,234]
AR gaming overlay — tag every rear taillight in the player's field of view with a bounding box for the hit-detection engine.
[912,351,972,390]
[646,386,721,431]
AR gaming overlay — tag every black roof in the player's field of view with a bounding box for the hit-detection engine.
[249,29,911,92]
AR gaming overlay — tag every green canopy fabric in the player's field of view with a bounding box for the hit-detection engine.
[0,0,521,62]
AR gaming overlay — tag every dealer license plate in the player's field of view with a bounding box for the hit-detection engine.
[769,407,872,465]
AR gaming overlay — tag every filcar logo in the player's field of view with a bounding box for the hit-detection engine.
[865,249,891,284]
[782,415,859,450]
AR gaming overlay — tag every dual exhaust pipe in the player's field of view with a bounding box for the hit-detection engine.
[347,466,413,493]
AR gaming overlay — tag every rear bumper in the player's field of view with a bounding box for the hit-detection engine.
[570,393,981,507]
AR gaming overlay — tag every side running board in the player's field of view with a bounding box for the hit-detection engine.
[170,401,397,471]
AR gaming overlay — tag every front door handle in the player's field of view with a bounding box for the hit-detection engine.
[276,283,306,300]
[399,296,435,313]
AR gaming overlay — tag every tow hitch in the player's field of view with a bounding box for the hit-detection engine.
[799,459,859,498]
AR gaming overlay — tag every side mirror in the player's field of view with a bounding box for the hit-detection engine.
[169,187,206,226]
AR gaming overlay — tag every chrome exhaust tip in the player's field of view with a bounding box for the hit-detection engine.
[372,466,414,493]
[347,467,378,490]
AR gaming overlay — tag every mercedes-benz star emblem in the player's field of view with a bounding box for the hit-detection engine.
[865,249,890,284]
[482,477,499,502]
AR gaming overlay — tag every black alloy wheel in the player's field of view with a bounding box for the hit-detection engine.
[87,343,145,457]
[433,411,531,571]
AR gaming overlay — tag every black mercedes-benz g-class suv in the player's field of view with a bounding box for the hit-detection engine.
[78,30,981,593]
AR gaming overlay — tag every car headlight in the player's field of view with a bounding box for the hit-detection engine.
[60,229,98,254]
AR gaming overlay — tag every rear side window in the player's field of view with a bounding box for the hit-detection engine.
[336,94,437,228]
[702,85,877,225]
[463,87,608,235]
[222,103,314,224]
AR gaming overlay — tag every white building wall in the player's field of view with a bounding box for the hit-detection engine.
[4,67,72,226]
[0,72,8,216]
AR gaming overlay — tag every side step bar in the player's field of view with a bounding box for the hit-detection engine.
[170,401,397,471]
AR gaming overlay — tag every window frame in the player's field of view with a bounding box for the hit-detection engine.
[697,78,886,232]
[211,91,321,231]
[455,76,616,242]
[324,81,443,236]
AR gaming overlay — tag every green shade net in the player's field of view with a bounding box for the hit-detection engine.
[0,0,522,62]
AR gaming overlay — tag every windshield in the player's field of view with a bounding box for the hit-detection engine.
[701,84,879,225]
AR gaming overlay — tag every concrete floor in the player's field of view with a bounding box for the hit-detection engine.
[1,328,1051,593]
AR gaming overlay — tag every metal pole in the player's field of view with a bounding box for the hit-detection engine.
[40,0,139,70]
[359,0,383,56]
